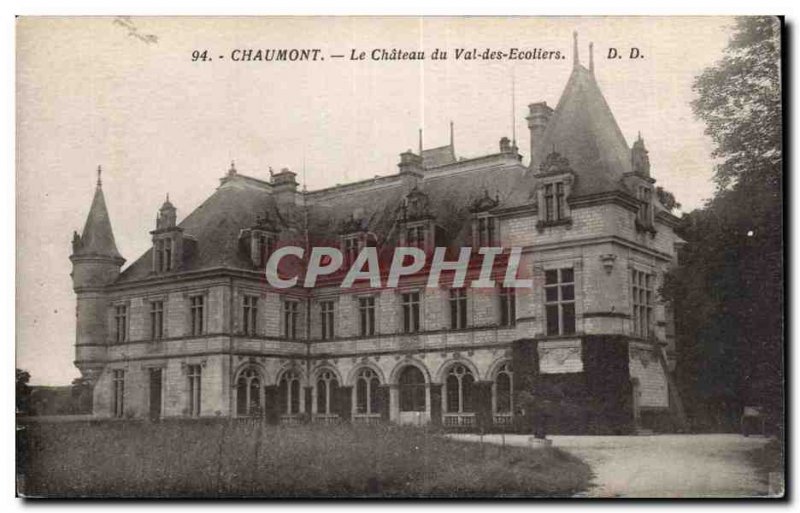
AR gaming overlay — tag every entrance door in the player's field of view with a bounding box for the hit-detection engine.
[398,366,429,425]
[149,368,163,420]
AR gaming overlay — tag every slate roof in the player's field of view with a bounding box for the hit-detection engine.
[505,63,635,208]
[107,58,654,284]
[73,181,124,261]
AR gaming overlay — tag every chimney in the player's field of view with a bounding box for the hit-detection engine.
[398,150,423,190]
[526,102,554,165]
[270,167,299,205]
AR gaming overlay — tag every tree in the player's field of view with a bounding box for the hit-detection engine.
[16,368,31,415]
[663,17,783,433]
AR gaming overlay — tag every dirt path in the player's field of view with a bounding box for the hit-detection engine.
[450,433,772,497]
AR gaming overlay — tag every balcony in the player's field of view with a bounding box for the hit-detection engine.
[279,415,302,426]
[312,414,340,425]
[443,413,476,428]
[493,413,514,426]
[352,414,382,425]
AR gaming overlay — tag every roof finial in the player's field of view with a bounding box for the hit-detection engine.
[418,128,423,155]
[96,165,102,188]
[589,42,594,73]
[511,67,517,144]
[573,31,579,69]
[228,160,237,176]
[166,193,170,203]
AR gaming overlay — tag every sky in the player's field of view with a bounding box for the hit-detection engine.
[16,16,734,385]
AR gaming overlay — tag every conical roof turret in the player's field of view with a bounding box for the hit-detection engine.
[72,166,124,262]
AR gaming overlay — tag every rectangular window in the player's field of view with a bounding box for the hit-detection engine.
[320,300,335,340]
[402,292,421,333]
[155,240,164,272]
[477,216,495,247]
[358,296,376,336]
[256,233,275,266]
[242,295,258,335]
[499,288,516,327]
[164,238,172,271]
[283,300,299,339]
[190,295,205,336]
[544,268,576,336]
[150,301,164,340]
[343,236,361,264]
[449,289,468,329]
[406,225,426,249]
[543,182,568,222]
[155,239,172,272]
[114,305,128,343]
[632,270,654,338]
[638,186,652,225]
[187,364,202,417]
[112,369,125,418]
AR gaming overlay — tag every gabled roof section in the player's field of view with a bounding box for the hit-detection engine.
[532,65,632,195]
[74,176,124,261]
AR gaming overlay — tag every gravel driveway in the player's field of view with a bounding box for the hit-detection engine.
[450,433,773,498]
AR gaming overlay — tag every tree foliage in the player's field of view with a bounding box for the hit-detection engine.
[663,17,783,433]
[692,16,782,191]
[17,368,32,415]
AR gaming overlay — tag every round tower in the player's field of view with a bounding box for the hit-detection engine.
[69,167,125,385]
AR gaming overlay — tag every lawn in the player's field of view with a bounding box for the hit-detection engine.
[18,419,591,498]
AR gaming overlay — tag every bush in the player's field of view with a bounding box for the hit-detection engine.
[18,419,591,497]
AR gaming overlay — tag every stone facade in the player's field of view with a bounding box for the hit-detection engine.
[70,38,684,432]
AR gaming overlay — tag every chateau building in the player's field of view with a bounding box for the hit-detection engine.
[70,35,683,432]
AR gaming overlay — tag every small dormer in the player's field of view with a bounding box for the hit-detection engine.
[469,189,500,248]
[151,194,184,273]
[398,186,437,252]
[534,150,575,231]
[338,209,376,265]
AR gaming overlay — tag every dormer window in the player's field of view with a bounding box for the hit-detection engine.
[406,224,427,250]
[398,186,434,252]
[635,185,656,235]
[469,190,500,248]
[544,182,567,222]
[251,230,276,268]
[535,151,574,231]
[342,234,362,264]
[155,238,173,272]
[151,195,183,273]
[637,186,652,225]
[476,215,496,247]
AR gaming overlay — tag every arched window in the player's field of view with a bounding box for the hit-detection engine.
[236,367,262,417]
[316,370,339,414]
[493,363,513,414]
[399,366,426,412]
[445,364,475,413]
[355,368,381,414]
[279,369,301,415]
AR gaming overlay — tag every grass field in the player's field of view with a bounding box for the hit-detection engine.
[18,419,591,498]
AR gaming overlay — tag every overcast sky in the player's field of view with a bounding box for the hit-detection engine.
[17,16,733,385]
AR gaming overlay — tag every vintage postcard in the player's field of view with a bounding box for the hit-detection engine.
[15,16,784,498]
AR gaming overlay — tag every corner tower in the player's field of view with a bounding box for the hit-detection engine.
[70,167,125,385]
